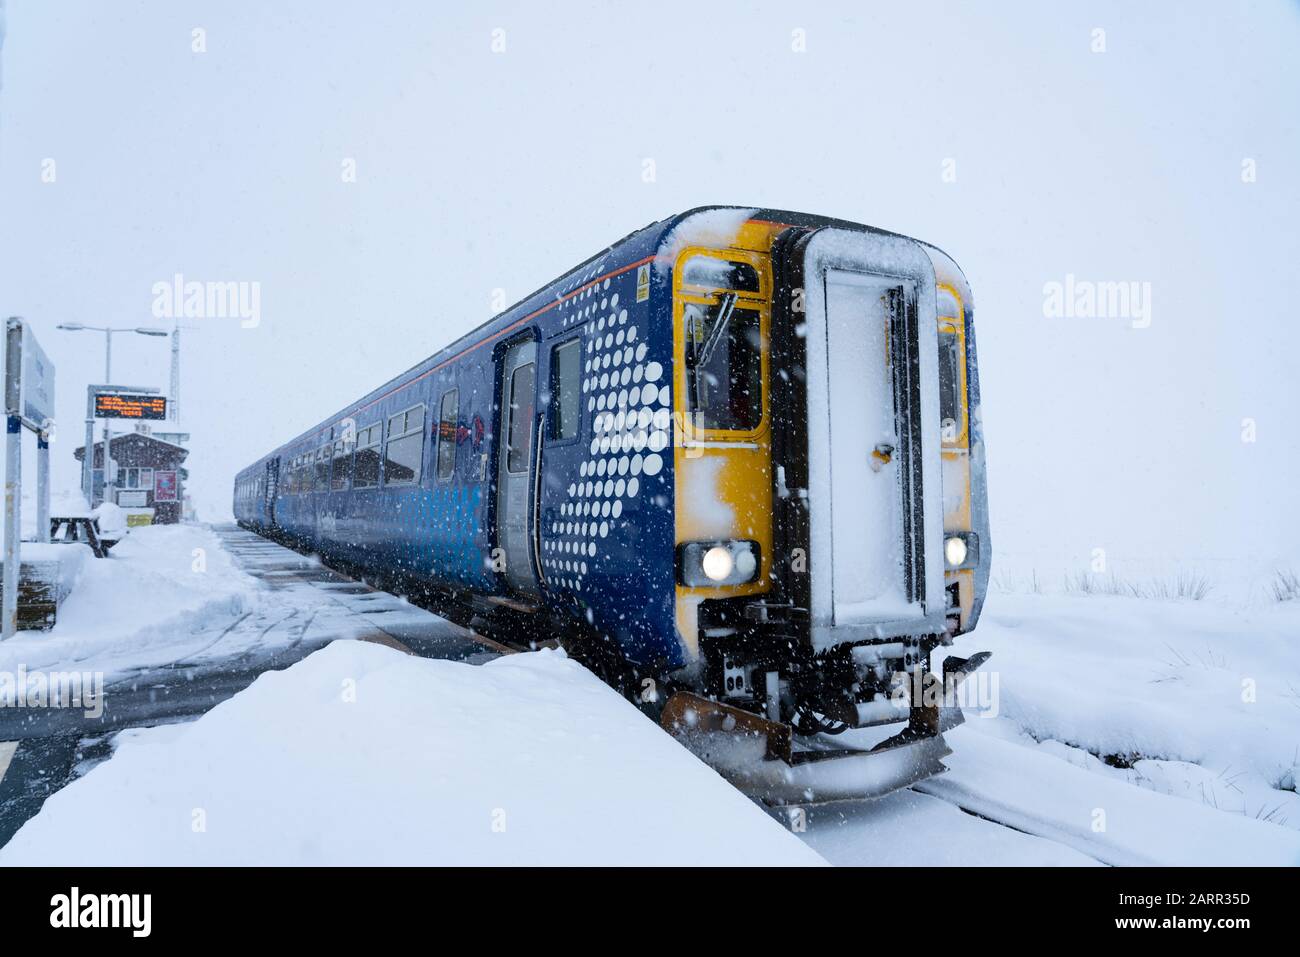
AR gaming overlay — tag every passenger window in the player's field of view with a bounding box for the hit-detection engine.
[437,390,458,480]
[384,405,425,485]
[331,438,353,490]
[354,426,382,488]
[315,444,331,489]
[549,339,580,440]
[506,363,535,473]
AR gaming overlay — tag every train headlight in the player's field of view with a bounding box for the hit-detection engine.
[679,541,760,587]
[944,532,978,569]
[702,547,733,581]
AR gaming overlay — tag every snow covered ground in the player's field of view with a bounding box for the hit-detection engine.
[0,640,822,866]
[971,588,1300,833]
[800,588,1300,866]
[0,524,262,680]
[0,523,464,685]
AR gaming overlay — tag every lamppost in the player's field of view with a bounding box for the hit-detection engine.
[56,323,169,506]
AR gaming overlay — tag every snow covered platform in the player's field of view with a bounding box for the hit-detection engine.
[0,524,503,845]
[0,524,496,740]
[0,640,822,866]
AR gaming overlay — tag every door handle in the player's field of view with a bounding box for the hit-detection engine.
[869,442,895,472]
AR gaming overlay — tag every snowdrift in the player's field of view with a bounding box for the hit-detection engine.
[974,591,1300,827]
[0,640,824,866]
[0,524,259,679]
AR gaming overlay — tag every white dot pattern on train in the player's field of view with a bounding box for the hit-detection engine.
[542,272,669,593]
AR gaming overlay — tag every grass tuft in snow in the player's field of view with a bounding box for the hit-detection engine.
[1063,571,1211,601]
[1271,569,1300,602]
[1144,572,1212,601]
[992,570,1043,594]
[1064,572,1140,597]
[1252,801,1291,827]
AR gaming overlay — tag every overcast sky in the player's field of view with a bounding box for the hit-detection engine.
[1,1,1296,582]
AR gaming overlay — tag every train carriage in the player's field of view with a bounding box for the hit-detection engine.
[234,206,991,804]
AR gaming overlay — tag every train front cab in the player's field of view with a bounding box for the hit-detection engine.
[664,215,992,805]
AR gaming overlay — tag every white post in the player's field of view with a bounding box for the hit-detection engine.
[83,386,95,504]
[3,318,23,639]
[36,428,50,543]
[102,329,113,508]
[170,323,180,426]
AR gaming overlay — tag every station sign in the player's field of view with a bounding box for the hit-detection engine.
[20,326,56,426]
[95,393,167,420]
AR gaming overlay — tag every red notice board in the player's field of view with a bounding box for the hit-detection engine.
[154,470,178,502]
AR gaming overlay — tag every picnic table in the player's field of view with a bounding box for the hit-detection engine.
[48,515,119,559]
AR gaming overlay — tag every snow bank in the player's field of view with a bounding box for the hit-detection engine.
[0,641,824,866]
[920,720,1300,866]
[0,524,260,678]
[966,592,1300,831]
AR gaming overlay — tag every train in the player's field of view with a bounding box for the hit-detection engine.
[235,207,992,804]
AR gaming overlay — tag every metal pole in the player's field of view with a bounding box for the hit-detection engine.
[36,429,50,543]
[83,385,94,505]
[3,319,23,639]
[102,329,113,508]
[170,323,180,425]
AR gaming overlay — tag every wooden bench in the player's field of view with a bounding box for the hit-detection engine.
[0,550,87,631]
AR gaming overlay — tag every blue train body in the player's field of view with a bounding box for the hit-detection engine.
[235,215,686,667]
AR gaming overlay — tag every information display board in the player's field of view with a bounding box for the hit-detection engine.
[95,393,167,420]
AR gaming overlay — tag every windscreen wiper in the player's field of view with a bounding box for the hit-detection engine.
[696,292,738,369]
[689,292,738,417]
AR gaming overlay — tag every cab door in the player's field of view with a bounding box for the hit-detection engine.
[800,227,946,649]
[495,339,541,598]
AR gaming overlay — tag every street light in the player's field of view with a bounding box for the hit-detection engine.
[56,324,170,506]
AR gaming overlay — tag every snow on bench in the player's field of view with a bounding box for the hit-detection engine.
[0,543,91,631]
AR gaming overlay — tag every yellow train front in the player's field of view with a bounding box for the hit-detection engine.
[654,208,991,805]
